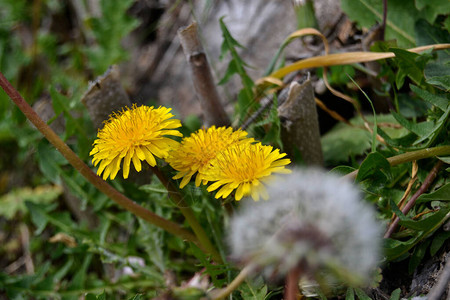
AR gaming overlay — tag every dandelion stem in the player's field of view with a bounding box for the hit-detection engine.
[150,166,224,264]
[209,265,254,300]
[0,71,199,246]
[285,264,303,300]
[345,146,450,180]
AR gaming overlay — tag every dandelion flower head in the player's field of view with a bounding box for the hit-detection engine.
[166,126,252,188]
[90,104,182,180]
[201,143,291,201]
[228,168,382,286]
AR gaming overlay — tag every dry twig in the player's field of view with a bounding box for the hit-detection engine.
[178,22,230,127]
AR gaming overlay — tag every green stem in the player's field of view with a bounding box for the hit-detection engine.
[209,264,254,299]
[386,146,450,166]
[151,166,224,264]
[0,71,199,246]
[345,145,450,180]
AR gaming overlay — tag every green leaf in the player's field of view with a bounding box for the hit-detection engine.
[399,206,450,231]
[391,111,434,137]
[414,18,450,47]
[341,0,420,47]
[261,95,282,148]
[417,183,450,203]
[294,0,319,29]
[50,87,70,116]
[85,0,139,74]
[60,171,90,208]
[26,202,51,235]
[66,253,93,293]
[189,244,228,288]
[239,277,268,300]
[354,288,371,300]
[425,61,450,91]
[218,18,255,122]
[237,87,256,122]
[53,257,75,284]
[430,231,450,256]
[0,185,62,219]
[322,114,405,164]
[413,18,450,91]
[356,152,391,182]
[410,85,449,111]
[384,206,450,262]
[321,123,371,164]
[86,291,107,300]
[377,128,417,149]
[408,239,431,274]
[389,288,401,300]
[437,156,450,164]
[85,294,97,300]
[390,105,450,148]
[412,104,450,145]
[345,287,355,300]
[219,18,245,59]
[390,48,432,88]
[414,1,450,24]
[218,59,239,85]
[389,199,408,222]
[330,166,357,176]
[97,291,106,300]
[37,141,66,183]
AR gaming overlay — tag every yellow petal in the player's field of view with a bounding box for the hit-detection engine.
[179,174,192,189]
[132,153,142,172]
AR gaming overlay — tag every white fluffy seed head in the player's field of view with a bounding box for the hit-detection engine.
[228,168,382,286]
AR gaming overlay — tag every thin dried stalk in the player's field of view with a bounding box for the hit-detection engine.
[178,22,230,127]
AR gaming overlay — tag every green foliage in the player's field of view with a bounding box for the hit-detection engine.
[341,0,450,47]
[0,185,62,219]
[321,115,406,165]
[1,0,449,299]
[238,277,269,300]
[218,18,256,123]
[84,0,139,75]
[390,48,433,89]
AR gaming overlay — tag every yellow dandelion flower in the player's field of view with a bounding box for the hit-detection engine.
[90,104,182,180]
[201,143,291,201]
[166,126,253,189]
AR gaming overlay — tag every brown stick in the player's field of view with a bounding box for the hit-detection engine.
[384,160,443,238]
[178,22,230,127]
[278,77,323,165]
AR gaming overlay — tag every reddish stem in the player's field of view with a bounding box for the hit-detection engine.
[0,71,199,245]
[384,160,443,238]
[285,264,303,300]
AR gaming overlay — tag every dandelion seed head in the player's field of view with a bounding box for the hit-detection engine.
[90,104,182,180]
[228,168,382,286]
